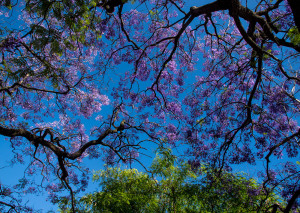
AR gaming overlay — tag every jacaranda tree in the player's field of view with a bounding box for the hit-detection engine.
[0,0,299,212]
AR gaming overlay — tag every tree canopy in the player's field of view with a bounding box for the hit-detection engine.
[59,148,285,212]
[0,0,300,212]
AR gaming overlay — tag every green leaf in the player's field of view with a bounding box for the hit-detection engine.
[287,27,300,45]
[4,0,12,9]
[196,118,205,126]
[51,40,63,56]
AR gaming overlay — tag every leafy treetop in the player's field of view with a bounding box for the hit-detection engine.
[59,148,286,212]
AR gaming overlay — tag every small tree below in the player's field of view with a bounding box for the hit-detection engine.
[59,148,286,212]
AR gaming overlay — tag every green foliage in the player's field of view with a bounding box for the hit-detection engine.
[30,24,62,54]
[150,147,199,213]
[2,0,12,9]
[58,148,284,212]
[25,0,104,45]
[197,167,281,212]
[87,168,158,213]
[59,168,158,213]
[288,27,300,45]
